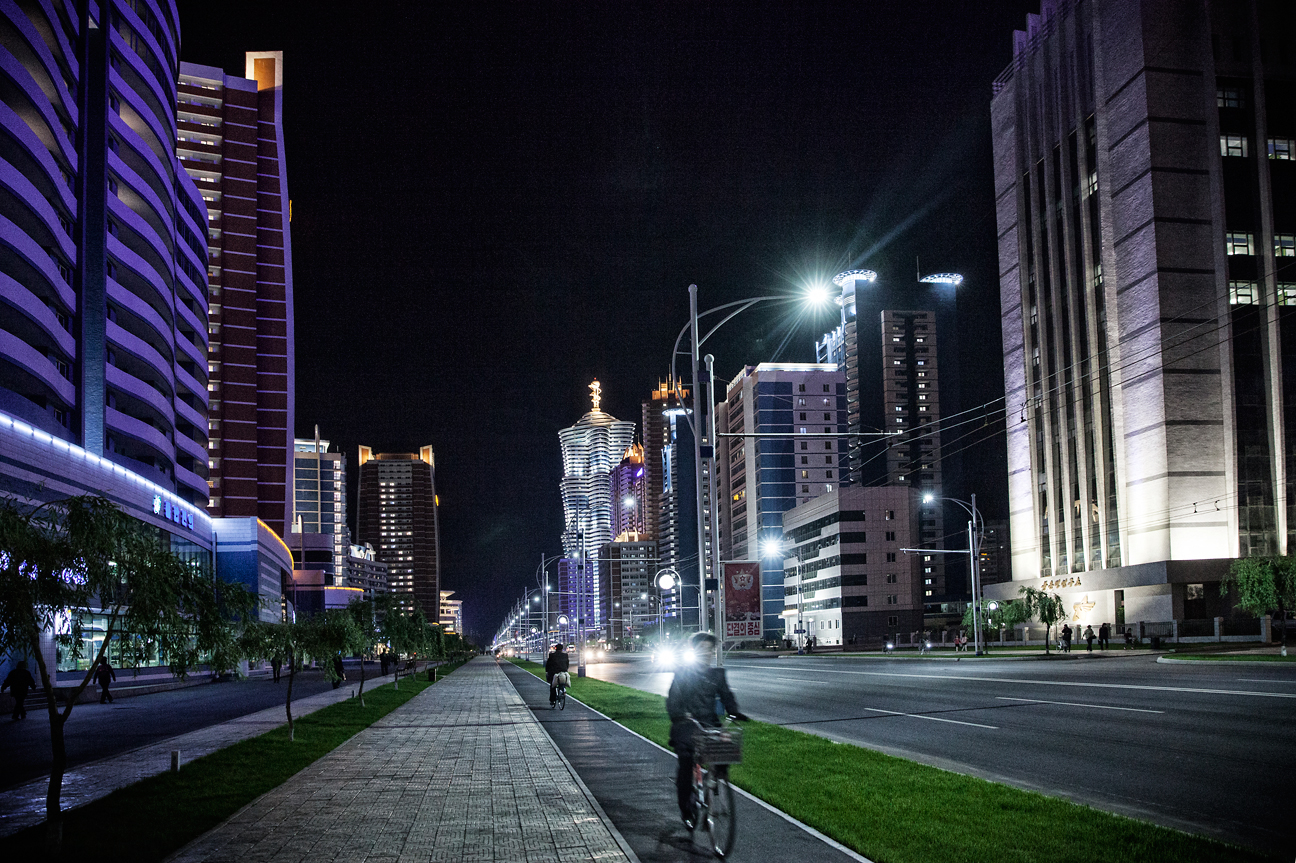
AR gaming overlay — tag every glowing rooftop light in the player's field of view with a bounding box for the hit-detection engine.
[920,272,964,286]
[832,269,877,287]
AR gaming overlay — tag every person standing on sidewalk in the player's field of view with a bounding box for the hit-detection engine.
[1061,624,1072,653]
[1099,622,1110,650]
[2,663,37,720]
[95,658,116,703]
[666,632,748,829]
[1084,625,1096,652]
[544,643,569,707]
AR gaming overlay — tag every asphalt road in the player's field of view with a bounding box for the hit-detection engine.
[581,651,1296,856]
[500,661,865,863]
[0,662,380,788]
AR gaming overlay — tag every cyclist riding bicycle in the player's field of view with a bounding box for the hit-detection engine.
[544,642,569,708]
[666,632,748,829]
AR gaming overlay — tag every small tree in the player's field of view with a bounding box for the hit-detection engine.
[240,620,305,740]
[1019,587,1067,654]
[347,598,381,705]
[307,608,366,693]
[1223,556,1296,654]
[961,598,1031,645]
[0,495,254,851]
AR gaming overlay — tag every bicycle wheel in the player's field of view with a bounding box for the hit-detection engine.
[559,687,567,710]
[703,766,735,858]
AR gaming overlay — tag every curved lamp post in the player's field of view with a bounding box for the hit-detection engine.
[919,492,986,656]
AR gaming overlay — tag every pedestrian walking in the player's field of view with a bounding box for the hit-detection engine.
[380,651,390,676]
[1124,627,1135,647]
[1099,622,1110,650]
[1084,624,1096,652]
[94,657,116,703]
[271,654,282,683]
[332,654,345,689]
[1061,624,1072,653]
[2,663,37,720]
[544,643,569,707]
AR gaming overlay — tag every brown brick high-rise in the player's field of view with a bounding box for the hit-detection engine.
[356,447,441,616]
[178,52,294,538]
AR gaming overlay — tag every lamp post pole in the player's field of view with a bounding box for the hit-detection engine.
[910,493,985,656]
[689,285,708,636]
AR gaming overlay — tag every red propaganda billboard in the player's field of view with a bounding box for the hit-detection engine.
[723,561,762,641]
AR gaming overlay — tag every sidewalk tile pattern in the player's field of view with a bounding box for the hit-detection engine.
[170,658,630,863]
[0,672,398,838]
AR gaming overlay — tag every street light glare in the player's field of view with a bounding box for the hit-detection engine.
[922,492,935,504]
[806,283,832,307]
[759,537,785,559]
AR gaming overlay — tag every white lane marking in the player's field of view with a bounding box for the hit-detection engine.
[996,696,1165,714]
[726,664,1296,699]
[860,707,998,730]
[1236,678,1296,683]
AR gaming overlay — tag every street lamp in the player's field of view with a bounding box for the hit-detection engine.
[915,491,987,656]
[656,568,680,639]
[669,284,836,647]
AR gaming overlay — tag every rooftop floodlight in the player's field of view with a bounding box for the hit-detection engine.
[920,273,964,286]
[833,269,878,287]
[759,537,786,559]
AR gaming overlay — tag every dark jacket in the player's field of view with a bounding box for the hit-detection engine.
[667,665,740,748]
[3,667,37,695]
[94,663,115,686]
[544,650,570,675]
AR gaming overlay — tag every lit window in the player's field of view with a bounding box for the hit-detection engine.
[1087,171,1098,195]
[801,470,809,478]
[1229,281,1257,305]
[1217,86,1243,108]
[925,590,933,597]
[1225,232,1255,256]
[1276,234,1296,257]
[1279,284,1296,306]
[825,483,833,492]
[1220,135,1249,157]
[1270,138,1295,160]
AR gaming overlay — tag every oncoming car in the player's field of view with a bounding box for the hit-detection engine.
[650,644,698,670]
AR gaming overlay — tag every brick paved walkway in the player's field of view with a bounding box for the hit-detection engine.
[0,671,399,838]
[170,657,634,863]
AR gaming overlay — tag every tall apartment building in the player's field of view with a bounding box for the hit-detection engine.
[176,53,293,538]
[611,443,648,538]
[780,486,922,646]
[559,381,635,636]
[641,379,695,624]
[989,0,1296,627]
[717,363,847,637]
[600,537,658,644]
[1,0,213,506]
[817,270,872,484]
[291,429,348,579]
[355,446,440,616]
[881,307,950,605]
[439,590,463,635]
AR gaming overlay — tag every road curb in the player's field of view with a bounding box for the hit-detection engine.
[1156,656,1294,665]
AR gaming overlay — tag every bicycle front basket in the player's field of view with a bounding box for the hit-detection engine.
[693,725,743,764]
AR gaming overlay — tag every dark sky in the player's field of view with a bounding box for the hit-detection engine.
[177,1,1038,643]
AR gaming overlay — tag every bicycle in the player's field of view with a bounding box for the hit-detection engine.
[552,671,569,710]
[688,717,742,858]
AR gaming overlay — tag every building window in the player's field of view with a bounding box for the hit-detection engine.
[800,412,807,420]
[801,470,809,478]
[801,455,809,464]
[1278,284,1296,306]
[925,590,933,597]
[885,510,894,520]
[801,441,808,450]
[1268,138,1294,160]
[1276,234,1296,257]
[798,383,806,392]
[1229,281,1258,305]
[885,531,896,541]
[887,615,898,626]
[1186,583,1205,601]
[824,442,832,450]
[826,470,833,479]
[822,384,830,392]
[1217,86,1244,108]
[823,412,831,420]
[885,573,897,584]
[802,484,810,493]
[1225,232,1255,256]
[886,552,896,562]
[825,483,833,492]
[1220,135,1249,157]
[924,578,933,585]
[886,594,897,605]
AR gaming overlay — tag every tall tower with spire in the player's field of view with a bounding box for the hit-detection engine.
[559,381,636,637]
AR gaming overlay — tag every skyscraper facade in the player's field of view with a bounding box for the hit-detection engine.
[355,446,440,616]
[1,1,213,507]
[291,430,348,580]
[717,363,847,636]
[611,443,648,538]
[600,537,658,644]
[177,53,294,538]
[559,381,635,635]
[989,0,1295,626]
[641,379,694,624]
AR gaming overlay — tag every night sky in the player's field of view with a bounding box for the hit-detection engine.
[177,1,1039,643]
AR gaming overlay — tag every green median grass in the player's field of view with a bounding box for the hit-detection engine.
[12,658,466,863]
[512,659,1273,863]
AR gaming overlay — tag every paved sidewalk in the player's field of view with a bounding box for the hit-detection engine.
[0,671,399,838]
[170,657,633,863]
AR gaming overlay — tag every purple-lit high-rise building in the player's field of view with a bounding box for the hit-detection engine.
[611,443,648,539]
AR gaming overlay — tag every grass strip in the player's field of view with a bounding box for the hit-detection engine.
[13,658,467,862]
[512,659,1273,863]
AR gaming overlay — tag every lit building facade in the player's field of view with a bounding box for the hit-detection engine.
[717,363,847,636]
[1,0,212,506]
[989,0,1296,626]
[212,516,292,622]
[355,446,440,617]
[611,443,649,538]
[642,379,694,625]
[559,381,635,636]
[291,430,348,580]
[439,590,463,635]
[177,53,294,538]
[781,485,922,646]
[600,537,658,644]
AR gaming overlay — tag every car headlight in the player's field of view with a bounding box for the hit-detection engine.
[682,647,696,664]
